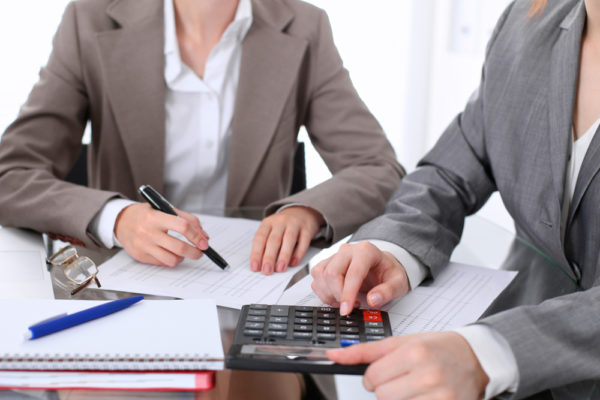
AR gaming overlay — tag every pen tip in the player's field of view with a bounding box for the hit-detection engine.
[23,330,33,340]
[224,265,231,271]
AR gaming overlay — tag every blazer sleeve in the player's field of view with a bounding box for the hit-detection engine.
[350,0,517,275]
[265,9,405,244]
[0,2,119,247]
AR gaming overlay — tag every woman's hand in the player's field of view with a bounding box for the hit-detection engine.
[328,332,489,400]
[310,241,410,315]
[250,206,324,275]
[114,203,210,267]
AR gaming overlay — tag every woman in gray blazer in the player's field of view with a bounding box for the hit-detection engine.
[312,0,600,398]
[0,0,403,275]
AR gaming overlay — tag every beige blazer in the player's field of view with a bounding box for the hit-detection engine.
[0,0,403,248]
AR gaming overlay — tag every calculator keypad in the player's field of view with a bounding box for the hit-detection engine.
[238,304,392,347]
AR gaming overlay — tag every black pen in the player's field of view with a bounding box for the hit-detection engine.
[138,185,230,271]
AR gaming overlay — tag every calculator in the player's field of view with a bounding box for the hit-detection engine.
[225,304,393,374]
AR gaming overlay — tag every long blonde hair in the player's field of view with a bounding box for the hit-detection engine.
[530,0,548,16]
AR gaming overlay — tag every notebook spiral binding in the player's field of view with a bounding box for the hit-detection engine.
[0,353,220,370]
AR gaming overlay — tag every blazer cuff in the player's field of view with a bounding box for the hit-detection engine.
[357,239,429,290]
[87,199,137,248]
[453,324,519,399]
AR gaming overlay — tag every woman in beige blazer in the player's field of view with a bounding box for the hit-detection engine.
[0,0,403,275]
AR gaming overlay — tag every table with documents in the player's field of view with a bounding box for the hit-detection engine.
[0,211,583,399]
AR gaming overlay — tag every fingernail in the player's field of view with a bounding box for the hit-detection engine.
[368,293,383,307]
[263,264,273,275]
[340,301,352,316]
[198,239,209,250]
[276,261,286,272]
[250,261,259,272]
[290,258,299,266]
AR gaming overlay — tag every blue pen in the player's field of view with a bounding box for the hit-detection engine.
[24,296,144,340]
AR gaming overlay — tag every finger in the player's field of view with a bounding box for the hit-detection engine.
[337,244,380,315]
[373,378,444,400]
[363,346,412,393]
[175,209,209,239]
[157,213,208,250]
[250,224,271,272]
[276,226,300,272]
[367,271,409,308]
[144,245,184,268]
[310,278,338,305]
[310,259,339,305]
[327,338,404,365]
[319,250,353,305]
[290,229,312,267]
[157,233,203,260]
[261,225,285,275]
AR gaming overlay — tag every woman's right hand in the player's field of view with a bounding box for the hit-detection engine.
[114,203,210,267]
[310,241,410,316]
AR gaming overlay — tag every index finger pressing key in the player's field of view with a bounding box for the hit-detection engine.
[339,250,376,316]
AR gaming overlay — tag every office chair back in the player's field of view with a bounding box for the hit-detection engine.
[65,142,307,194]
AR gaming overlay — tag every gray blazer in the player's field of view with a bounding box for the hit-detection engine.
[0,0,403,247]
[354,1,600,398]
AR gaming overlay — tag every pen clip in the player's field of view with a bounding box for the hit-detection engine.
[29,312,68,327]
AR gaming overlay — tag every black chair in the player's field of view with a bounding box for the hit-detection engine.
[65,144,88,187]
[65,142,307,194]
[290,142,307,195]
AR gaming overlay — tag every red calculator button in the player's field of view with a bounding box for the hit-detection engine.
[363,310,382,322]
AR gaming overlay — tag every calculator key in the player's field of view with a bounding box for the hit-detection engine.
[338,320,358,327]
[294,317,312,324]
[340,327,359,334]
[246,315,266,322]
[316,333,336,340]
[249,304,268,309]
[248,309,267,316]
[293,331,313,339]
[366,335,386,341]
[317,312,335,319]
[317,319,335,325]
[365,327,385,335]
[365,321,384,328]
[269,316,288,323]
[340,334,360,340]
[267,330,288,338]
[295,306,313,311]
[243,329,263,337]
[244,322,265,330]
[363,310,382,322]
[295,311,312,318]
[268,323,288,331]
[339,315,358,321]
[341,339,361,347]
[318,306,334,312]
[294,324,312,332]
[317,325,336,333]
[270,306,289,316]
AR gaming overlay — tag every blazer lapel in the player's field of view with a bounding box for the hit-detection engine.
[568,125,600,225]
[97,0,166,195]
[226,0,308,206]
[547,1,585,232]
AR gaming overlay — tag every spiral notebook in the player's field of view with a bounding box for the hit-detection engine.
[0,299,224,371]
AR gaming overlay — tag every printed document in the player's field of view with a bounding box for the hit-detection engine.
[97,214,318,309]
[278,262,517,335]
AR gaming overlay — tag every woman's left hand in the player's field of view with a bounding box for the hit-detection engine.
[250,206,324,274]
[327,331,489,400]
